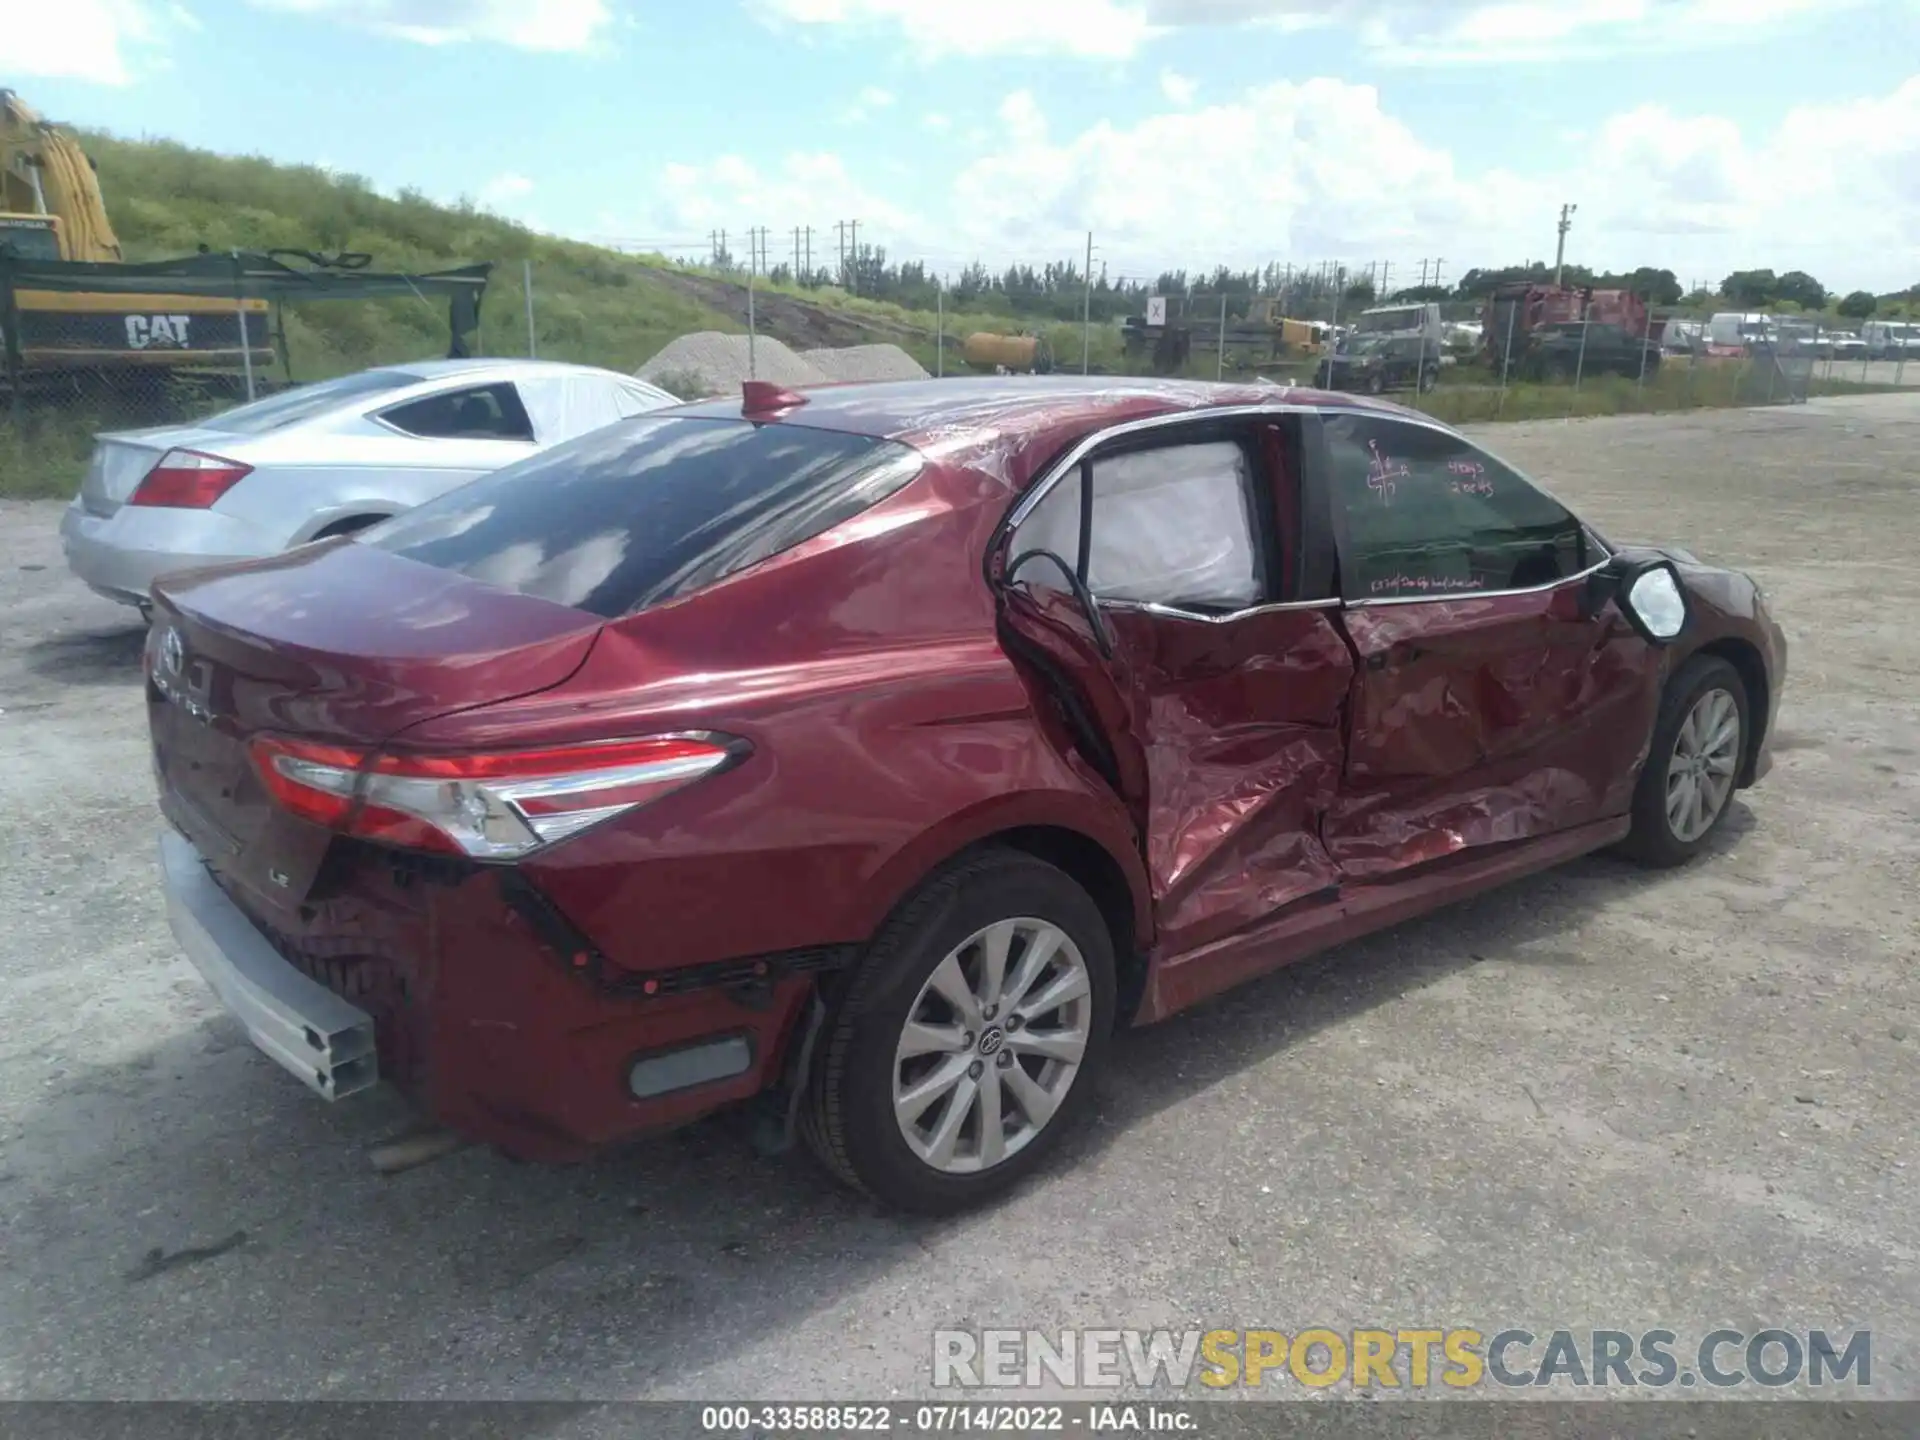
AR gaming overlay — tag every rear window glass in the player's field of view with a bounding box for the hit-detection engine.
[204,369,423,434]
[379,382,534,441]
[363,417,923,618]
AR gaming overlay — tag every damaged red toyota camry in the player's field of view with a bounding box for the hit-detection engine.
[149,376,1786,1212]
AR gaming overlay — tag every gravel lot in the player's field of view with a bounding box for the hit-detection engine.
[1,394,1916,1403]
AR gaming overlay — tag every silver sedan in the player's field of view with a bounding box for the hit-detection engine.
[60,358,678,611]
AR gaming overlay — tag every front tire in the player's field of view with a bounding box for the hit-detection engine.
[801,849,1116,1214]
[1619,655,1749,867]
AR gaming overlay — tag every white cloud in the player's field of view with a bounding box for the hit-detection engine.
[755,0,1868,61]
[1159,69,1197,105]
[480,172,535,207]
[841,84,898,121]
[0,0,169,84]
[998,90,1048,145]
[944,72,1919,289]
[619,68,1920,292]
[249,0,611,51]
[755,0,1150,58]
[652,152,923,244]
[922,112,953,132]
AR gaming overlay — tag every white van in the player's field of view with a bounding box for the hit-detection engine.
[1861,320,1920,358]
[1707,312,1775,350]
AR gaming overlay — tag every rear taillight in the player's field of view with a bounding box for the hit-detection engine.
[248,735,741,859]
[128,449,253,508]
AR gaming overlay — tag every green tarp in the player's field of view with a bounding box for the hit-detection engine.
[0,249,492,374]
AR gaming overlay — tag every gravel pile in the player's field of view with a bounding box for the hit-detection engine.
[800,343,929,383]
[636,332,822,395]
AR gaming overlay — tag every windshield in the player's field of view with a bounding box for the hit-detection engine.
[200,368,425,434]
[364,416,923,618]
[1355,307,1423,334]
[0,221,60,261]
[1343,334,1391,355]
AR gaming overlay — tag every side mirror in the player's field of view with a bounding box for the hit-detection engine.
[1607,558,1689,645]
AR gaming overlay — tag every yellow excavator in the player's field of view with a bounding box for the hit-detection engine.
[1,88,269,374]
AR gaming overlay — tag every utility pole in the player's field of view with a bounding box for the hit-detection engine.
[1554,203,1577,287]
[793,226,802,279]
[835,221,847,284]
[1380,260,1391,299]
[1082,230,1095,375]
[848,219,860,293]
[1432,259,1444,293]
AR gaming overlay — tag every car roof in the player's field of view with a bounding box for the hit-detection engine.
[672,375,1421,471]
[378,358,660,384]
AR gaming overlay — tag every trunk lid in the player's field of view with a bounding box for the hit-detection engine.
[148,540,604,911]
[80,424,244,517]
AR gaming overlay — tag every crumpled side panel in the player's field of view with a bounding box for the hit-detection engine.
[1325,760,1599,879]
[1330,586,1663,879]
[1108,608,1352,956]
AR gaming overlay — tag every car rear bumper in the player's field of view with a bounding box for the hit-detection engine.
[155,826,812,1159]
[159,827,378,1100]
[62,500,269,606]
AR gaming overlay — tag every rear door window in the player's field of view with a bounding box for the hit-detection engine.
[379,382,536,441]
[1009,436,1270,613]
[364,417,922,618]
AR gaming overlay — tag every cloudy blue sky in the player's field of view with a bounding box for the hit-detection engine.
[8,0,1920,291]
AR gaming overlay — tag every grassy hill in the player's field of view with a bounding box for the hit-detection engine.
[81,132,744,376]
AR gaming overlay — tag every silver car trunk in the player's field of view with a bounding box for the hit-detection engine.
[80,427,241,517]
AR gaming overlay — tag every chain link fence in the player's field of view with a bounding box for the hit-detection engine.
[5,254,1913,502]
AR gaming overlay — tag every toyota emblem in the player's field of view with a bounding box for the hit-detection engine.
[159,626,184,678]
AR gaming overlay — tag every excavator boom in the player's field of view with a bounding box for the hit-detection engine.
[1,88,121,262]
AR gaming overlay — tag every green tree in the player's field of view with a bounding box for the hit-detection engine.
[1774,270,1828,309]
[1623,267,1683,306]
[1720,269,1778,307]
[1837,290,1878,319]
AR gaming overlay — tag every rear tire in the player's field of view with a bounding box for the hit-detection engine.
[1618,655,1749,868]
[801,849,1116,1214]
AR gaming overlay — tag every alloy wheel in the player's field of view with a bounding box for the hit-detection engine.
[1666,686,1741,843]
[891,917,1093,1175]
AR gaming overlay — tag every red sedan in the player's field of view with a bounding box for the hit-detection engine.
[148,377,1786,1212]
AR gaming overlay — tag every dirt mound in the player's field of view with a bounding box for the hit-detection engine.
[635,333,822,396]
[801,344,929,383]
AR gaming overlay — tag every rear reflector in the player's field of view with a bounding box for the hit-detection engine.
[128,449,253,509]
[628,1036,753,1099]
[249,734,742,859]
